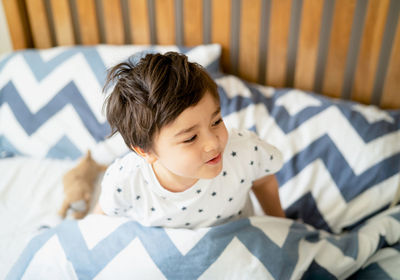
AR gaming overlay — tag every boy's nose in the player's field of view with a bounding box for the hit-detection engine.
[203,133,219,153]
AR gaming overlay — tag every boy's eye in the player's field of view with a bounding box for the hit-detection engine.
[213,118,223,126]
[183,135,197,143]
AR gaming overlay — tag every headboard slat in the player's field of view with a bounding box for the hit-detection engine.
[238,0,262,83]
[102,0,125,44]
[2,0,30,49]
[128,0,151,44]
[381,21,400,109]
[183,0,203,46]
[155,0,175,44]
[294,0,324,92]
[351,0,390,104]
[211,0,231,73]
[25,0,52,48]
[50,0,75,46]
[322,0,356,99]
[2,0,399,109]
[267,0,291,88]
[75,0,100,45]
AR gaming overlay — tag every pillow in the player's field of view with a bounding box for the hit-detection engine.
[214,74,400,233]
[0,44,221,163]
[7,209,400,279]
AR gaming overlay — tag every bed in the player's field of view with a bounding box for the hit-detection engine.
[1,0,400,279]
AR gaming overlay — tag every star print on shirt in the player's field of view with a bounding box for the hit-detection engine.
[211,192,217,196]
[231,151,237,157]
[117,188,122,193]
[254,146,258,151]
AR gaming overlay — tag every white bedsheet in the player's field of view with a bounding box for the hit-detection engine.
[0,157,102,277]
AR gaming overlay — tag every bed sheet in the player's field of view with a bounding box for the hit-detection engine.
[0,157,103,277]
[1,45,400,278]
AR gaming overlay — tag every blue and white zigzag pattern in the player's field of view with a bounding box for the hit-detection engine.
[0,45,221,160]
[7,208,400,279]
[213,74,400,233]
[1,46,399,234]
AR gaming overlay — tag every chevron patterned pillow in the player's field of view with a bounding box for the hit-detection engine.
[215,74,400,233]
[0,44,221,163]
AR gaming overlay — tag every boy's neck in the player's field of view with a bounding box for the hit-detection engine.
[151,162,199,193]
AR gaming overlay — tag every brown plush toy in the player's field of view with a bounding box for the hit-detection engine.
[58,151,108,219]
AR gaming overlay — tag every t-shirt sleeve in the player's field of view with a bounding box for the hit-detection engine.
[99,158,133,216]
[248,131,284,179]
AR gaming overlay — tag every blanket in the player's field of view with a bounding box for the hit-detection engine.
[2,44,400,279]
[7,207,400,279]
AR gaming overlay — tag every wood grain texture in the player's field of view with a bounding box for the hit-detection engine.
[183,0,203,46]
[25,0,52,48]
[238,0,262,83]
[102,0,125,44]
[381,19,400,109]
[3,0,400,108]
[129,0,151,44]
[351,0,390,104]
[75,0,99,45]
[322,0,356,98]
[2,0,30,49]
[294,0,324,91]
[155,0,175,44]
[266,0,292,87]
[50,0,75,45]
[211,0,231,72]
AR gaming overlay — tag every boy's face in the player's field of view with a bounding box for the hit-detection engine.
[143,92,228,192]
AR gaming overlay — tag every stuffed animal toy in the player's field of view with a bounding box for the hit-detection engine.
[59,151,108,219]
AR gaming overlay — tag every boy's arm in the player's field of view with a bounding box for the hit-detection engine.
[252,174,285,218]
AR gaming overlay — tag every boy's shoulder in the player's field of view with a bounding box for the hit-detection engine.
[225,128,284,177]
[105,151,147,178]
[228,128,260,143]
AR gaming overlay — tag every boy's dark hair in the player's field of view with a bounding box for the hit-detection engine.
[103,52,219,152]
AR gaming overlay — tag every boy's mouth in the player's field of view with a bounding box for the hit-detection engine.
[206,153,222,164]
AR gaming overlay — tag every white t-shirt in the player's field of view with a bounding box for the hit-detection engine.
[99,129,283,228]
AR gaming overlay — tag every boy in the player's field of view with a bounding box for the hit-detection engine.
[95,52,285,228]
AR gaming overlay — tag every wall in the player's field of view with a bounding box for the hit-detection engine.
[0,1,13,55]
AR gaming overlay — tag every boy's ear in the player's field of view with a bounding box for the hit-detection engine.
[132,146,157,164]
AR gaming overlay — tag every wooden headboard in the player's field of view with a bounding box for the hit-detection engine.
[3,0,400,108]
